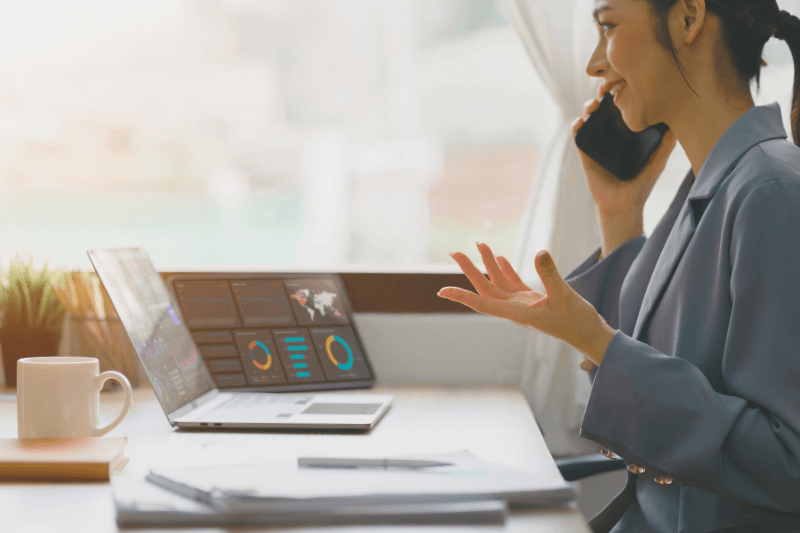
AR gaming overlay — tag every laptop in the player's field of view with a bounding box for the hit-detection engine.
[88,247,393,430]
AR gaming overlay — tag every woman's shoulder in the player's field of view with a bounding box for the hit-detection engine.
[723,137,800,202]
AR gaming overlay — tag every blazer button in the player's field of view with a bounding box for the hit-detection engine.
[600,449,617,459]
[654,476,673,485]
[627,464,645,474]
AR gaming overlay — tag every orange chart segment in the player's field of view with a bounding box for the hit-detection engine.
[325,335,354,370]
[248,340,272,370]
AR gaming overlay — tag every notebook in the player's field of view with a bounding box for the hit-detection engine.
[0,437,127,481]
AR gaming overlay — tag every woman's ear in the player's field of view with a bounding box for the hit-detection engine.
[670,0,707,45]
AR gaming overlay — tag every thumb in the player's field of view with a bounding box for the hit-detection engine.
[535,250,567,297]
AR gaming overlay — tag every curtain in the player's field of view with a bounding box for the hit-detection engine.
[502,0,603,456]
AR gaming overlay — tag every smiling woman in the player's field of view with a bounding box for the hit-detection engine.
[441,0,800,531]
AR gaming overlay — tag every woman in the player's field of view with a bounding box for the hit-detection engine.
[438,0,800,531]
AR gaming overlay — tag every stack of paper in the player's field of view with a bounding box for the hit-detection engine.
[113,451,575,527]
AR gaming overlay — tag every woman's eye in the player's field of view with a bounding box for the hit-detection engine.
[599,22,615,34]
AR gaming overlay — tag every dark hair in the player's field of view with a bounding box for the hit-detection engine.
[645,0,800,146]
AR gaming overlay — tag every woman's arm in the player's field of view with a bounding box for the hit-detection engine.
[578,179,800,511]
[439,179,800,511]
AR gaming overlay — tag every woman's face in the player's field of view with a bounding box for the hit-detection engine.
[587,0,681,131]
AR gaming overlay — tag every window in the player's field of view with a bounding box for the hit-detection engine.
[0,0,558,270]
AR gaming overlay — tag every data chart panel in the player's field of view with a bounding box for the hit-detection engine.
[199,345,238,359]
[310,327,371,381]
[233,330,288,386]
[192,330,234,345]
[173,281,241,328]
[285,278,349,327]
[231,280,295,327]
[273,328,326,384]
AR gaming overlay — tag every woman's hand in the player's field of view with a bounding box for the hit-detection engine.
[572,95,677,221]
[437,242,615,366]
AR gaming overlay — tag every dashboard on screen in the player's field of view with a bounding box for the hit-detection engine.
[167,274,375,392]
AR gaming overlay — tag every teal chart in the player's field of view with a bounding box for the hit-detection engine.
[273,328,326,384]
[310,327,368,381]
[233,330,287,385]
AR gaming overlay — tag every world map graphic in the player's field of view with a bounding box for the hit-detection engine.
[291,289,342,322]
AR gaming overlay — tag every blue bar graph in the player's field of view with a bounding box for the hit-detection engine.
[283,337,305,343]
[293,363,308,369]
[290,354,305,360]
[287,345,308,351]
[296,372,310,378]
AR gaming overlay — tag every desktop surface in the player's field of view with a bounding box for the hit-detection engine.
[0,384,589,533]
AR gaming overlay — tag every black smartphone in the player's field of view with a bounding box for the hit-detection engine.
[574,93,669,181]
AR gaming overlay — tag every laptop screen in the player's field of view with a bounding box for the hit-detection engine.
[88,248,216,415]
[167,273,375,391]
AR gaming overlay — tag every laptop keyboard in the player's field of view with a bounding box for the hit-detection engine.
[204,393,313,423]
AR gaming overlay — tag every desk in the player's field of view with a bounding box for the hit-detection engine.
[0,384,589,533]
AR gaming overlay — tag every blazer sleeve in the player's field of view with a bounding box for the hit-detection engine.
[565,234,646,331]
[580,179,800,512]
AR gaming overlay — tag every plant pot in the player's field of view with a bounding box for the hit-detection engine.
[0,329,62,387]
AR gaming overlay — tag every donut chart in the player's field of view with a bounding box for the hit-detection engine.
[325,335,354,370]
[248,340,272,370]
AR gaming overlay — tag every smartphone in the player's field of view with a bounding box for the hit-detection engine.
[574,93,669,181]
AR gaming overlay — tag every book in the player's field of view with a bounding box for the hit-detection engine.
[0,437,128,481]
[112,476,507,528]
[146,450,576,512]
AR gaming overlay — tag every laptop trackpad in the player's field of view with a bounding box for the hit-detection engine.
[301,403,383,415]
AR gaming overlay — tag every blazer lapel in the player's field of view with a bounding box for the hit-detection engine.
[631,202,695,340]
[619,171,695,336]
[627,103,787,340]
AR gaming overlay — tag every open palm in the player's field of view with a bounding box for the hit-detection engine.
[438,242,613,367]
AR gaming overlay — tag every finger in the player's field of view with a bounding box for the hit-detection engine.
[497,256,532,292]
[580,359,597,372]
[449,252,507,299]
[437,287,514,320]
[477,243,516,292]
[582,98,600,118]
[571,116,585,139]
[534,250,569,298]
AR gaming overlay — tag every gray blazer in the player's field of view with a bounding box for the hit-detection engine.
[566,103,800,533]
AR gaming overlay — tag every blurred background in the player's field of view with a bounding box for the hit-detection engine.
[0,0,558,270]
[0,0,795,270]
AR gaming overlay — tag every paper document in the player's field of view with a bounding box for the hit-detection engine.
[112,476,507,528]
[146,450,576,513]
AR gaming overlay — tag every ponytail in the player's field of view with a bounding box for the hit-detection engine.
[648,0,800,147]
[774,10,800,146]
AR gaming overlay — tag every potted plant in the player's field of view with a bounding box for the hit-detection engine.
[0,257,67,387]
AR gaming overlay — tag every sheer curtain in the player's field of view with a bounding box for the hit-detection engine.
[502,0,603,456]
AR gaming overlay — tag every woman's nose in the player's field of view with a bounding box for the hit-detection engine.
[585,40,608,78]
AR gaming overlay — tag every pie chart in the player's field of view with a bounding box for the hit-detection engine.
[248,340,272,370]
[325,335,354,370]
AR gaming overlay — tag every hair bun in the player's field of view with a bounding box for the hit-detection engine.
[775,10,800,41]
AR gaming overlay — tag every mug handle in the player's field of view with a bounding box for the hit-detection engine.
[94,371,133,437]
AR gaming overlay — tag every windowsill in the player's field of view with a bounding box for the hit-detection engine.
[158,271,478,314]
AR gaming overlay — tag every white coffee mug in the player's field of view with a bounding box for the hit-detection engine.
[17,357,133,438]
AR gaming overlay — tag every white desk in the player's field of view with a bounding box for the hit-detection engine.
[0,384,589,532]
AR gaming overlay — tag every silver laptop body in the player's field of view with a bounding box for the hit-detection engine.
[88,247,392,430]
